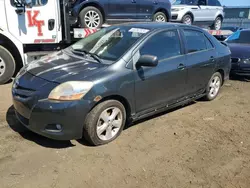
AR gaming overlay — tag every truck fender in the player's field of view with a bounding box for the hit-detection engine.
[0,28,24,73]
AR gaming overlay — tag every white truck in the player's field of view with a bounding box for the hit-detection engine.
[0,0,233,85]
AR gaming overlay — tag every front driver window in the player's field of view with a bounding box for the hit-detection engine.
[139,30,181,62]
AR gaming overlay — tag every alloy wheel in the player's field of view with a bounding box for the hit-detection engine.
[209,75,221,98]
[155,15,166,22]
[96,107,123,141]
[215,19,222,30]
[184,16,192,25]
[84,10,101,28]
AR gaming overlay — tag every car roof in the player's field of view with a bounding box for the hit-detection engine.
[111,22,202,31]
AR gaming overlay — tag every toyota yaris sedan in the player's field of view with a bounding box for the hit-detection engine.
[12,23,231,146]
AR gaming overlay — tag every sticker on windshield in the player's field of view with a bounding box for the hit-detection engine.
[129,28,149,34]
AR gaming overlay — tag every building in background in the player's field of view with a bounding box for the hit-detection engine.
[224,6,250,19]
[223,6,250,28]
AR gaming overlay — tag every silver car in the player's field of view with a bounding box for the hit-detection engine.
[171,0,224,30]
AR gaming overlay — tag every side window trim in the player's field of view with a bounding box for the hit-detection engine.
[131,28,185,67]
[181,28,213,55]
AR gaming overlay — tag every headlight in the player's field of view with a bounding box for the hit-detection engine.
[171,8,184,12]
[242,58,250,64]
[48,81,94,101]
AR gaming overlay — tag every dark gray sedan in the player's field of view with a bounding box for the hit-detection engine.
[12,23,231,146]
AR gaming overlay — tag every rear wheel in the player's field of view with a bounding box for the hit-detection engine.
[211,16,222,30]
[181,14,193,25]
[203,72,222,101]
[0,45,15,85]
[83,100,126,146]
[153,12,168,22]
[79,6,103,29]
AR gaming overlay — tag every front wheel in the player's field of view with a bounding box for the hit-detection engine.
[79,6,103,29]
[203,72,222,101]
[83,100,126,146]
[0,45,15,85]
[181,14,193,25]
[153,12,168,22]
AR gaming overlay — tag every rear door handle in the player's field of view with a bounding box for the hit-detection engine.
[177,63,186,70]
[131,0,136,3]
[153,1,158,4]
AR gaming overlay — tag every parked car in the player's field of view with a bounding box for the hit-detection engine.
[225,29,250,77]
[12,23,231,146]
[171,0,224,30]
[69,0,172,28]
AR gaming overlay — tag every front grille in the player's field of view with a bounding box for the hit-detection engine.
[13,82,36,99]
[172,15,178,20]
[231,58,240,63]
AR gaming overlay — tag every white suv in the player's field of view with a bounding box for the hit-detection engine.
[171,0,224,30]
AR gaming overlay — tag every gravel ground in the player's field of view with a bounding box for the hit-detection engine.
[0,78,250,188]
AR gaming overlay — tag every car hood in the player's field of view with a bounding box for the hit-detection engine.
[227,43,250,59]
[25,50,108,83]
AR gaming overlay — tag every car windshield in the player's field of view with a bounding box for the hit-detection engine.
[226,30,250,44]
[70,26,151,63]
[173,0,198,5]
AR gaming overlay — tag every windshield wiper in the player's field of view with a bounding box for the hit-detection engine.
[71,49,103,64]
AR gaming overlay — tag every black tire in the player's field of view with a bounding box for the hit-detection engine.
[153,12,168,22]
[83,100,126,146]
[210,16,222,30]
[181,14,193,25]
[79,6,103,28]
[0,45,15,85]
[203,72,222,101]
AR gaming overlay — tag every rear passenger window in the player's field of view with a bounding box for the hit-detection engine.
[140,30,181,61]
[183,30,213,53]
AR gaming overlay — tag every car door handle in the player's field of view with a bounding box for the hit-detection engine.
[177,63,186,70]
[131,0,136,3]
[153,1,158,4]
[210,56,215,62]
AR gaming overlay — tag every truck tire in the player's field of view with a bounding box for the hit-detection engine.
[0,45,15,85]
[153,12,168,22]
[79,6,103,29]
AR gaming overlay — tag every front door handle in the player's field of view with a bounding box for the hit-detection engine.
[131,0,136,3]
[210,56,215,62]
[177,63,186,70]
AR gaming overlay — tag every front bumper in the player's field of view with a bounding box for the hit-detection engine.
[230,61,250,76]
[12,72,92,140]
[13,98,91,140]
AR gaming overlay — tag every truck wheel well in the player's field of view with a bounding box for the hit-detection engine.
[154,9,170,21]
[80,3,105,22]
[0,34,23,76]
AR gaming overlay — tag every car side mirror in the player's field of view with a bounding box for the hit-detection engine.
[136,55,158,67]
